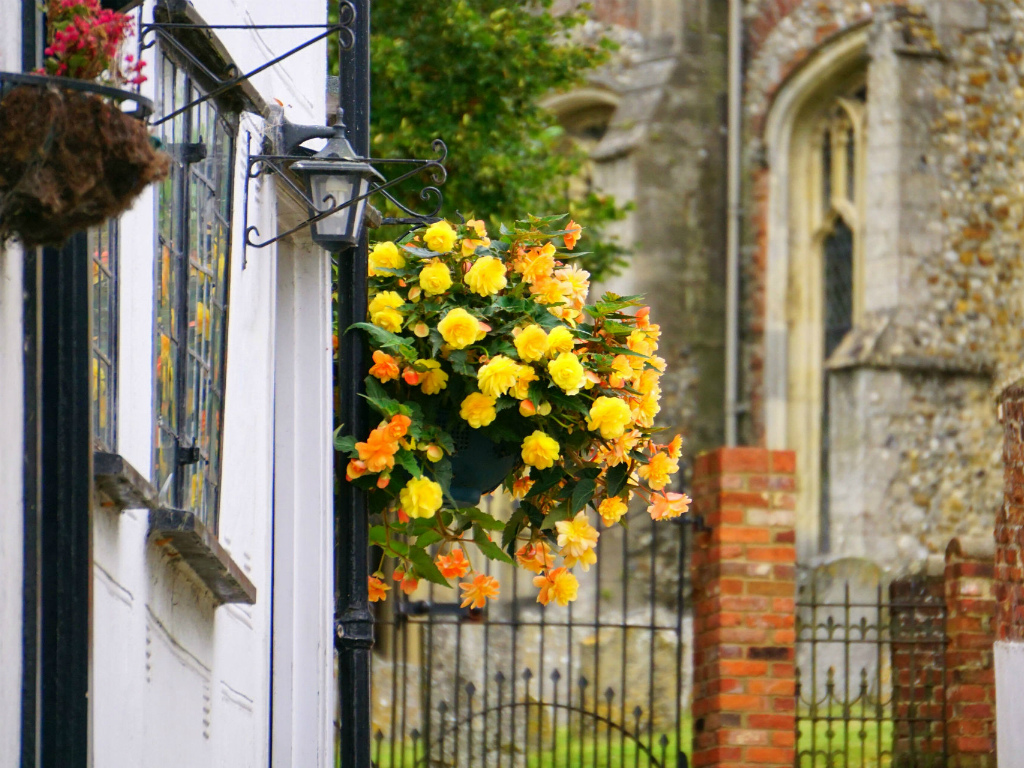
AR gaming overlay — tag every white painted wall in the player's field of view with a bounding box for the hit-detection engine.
[996,641,1023,767]
[0,0,24,759]
[88,1,332,765]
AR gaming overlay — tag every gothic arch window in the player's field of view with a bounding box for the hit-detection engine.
[810,88,866,552]
[542,88,619,200]
[761,26,869,561]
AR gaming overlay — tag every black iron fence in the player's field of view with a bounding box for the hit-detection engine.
[368,499,695,768]
[795,575,948,768]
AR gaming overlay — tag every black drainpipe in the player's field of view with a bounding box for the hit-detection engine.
[334,1,373,766]
[20,4,94,765]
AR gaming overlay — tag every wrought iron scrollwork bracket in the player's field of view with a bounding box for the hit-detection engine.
[241,133,447,264]
[140,0,357,127]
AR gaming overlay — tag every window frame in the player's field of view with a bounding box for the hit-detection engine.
[152,44,237,533]
[91,218,119,453]
[761,34,869,560]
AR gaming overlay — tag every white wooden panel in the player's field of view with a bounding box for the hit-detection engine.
[271,234,335,768]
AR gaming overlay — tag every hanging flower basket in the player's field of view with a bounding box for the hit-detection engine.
[446,422,519,507]
[337,215,693,611]
[0,72,168,247]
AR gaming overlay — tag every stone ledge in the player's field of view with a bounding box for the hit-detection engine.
[149,508,256,605]
[94,452,159,510]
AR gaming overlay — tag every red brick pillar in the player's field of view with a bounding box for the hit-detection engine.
[690,447,798,768]
[996,382,1024,641]
[944,537,996,765]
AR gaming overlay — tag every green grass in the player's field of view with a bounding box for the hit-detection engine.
[369,721,693,767]
[797,717,895,767]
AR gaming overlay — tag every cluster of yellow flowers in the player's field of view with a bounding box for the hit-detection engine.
[338,215,689,611]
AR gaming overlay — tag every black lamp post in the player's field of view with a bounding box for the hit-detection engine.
[289,114,383,249]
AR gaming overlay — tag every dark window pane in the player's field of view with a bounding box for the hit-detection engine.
[153,48,234,531]
[90,220,118,452]
[823,218,853,358]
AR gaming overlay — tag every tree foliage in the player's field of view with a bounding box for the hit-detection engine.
[330,0,628,281]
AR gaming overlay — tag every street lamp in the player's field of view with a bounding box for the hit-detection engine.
[289,115,383,250]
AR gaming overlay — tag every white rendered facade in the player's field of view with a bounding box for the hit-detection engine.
[0,1,336,765]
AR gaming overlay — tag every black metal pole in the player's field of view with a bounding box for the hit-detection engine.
[335,1,373,766]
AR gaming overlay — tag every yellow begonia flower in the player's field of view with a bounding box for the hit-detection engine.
[368,241,405,276]
[546,326,574,356]
[399,476,443,519]
[461,219,491,256]
[639,451,678,491]
[368,290,404,316]
[587,396,633,439]
[563,547,597,572]
[514,324,548,362]
[516,243,556,284]
[547,352,586,395]
[460,392,497,428]
[464,255,508,296]
[534,567,579,606]
[511,364,538,400]
[424,220,458,253]
[419,259,453,295]
[598,496,629,526]
[521,430,561,470]
[417,359,449,395]
[633,390,661,428]
[368,288,405,331]
[530,275,570,306]
[371,307,403,333]
[555,511,599,559]
[477,355,520,398]
[438,307,484,349]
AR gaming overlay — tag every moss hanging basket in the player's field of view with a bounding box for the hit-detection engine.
[0,72,169,247]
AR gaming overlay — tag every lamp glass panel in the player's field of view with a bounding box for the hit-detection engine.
[311,173,357,240]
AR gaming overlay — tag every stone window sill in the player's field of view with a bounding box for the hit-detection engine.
[95,451,159,511]
[149,508,257,606]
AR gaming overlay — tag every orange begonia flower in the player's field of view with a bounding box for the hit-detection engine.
[648,492,692,521]
[355,427,399,473]
[459,573,500,609]
[387,414,412,440]
[563,220,582,250]
[436,549,471,580]
[369,350,400,382]
[515,541,555,574]
[368,576,390,602]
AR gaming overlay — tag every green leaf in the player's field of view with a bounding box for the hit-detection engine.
[431,457,453,496]
[334,432,357,454]
[540,506,570,530]
[472,525,514,564]
[349,322,416,358]
[605,463,629,497]
[394,449,423,479]
[416,529,444,548]
[429,329,445,358]
[526,468,564,498]
[408,546,449,587]
[369,525,387,547]
[494,396,517,413]
[502,508,527,551]
[448,350,476,377]
[460,508,505,531]
[569,478,596,514]
[546,388,591,416]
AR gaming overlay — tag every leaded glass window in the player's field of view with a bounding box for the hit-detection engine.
[815,86,865,552]
[91,219,118,452]
[154,49,235,531]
